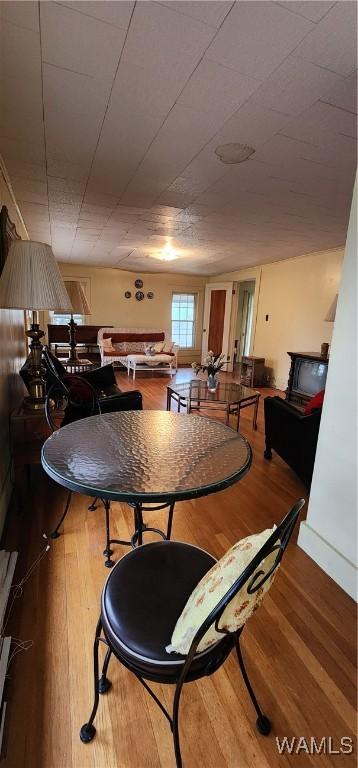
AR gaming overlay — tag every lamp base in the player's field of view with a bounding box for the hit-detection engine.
[23,395,46,412]
[24,319,47,408]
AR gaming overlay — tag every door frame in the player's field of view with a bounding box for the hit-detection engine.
[202,282,233,370]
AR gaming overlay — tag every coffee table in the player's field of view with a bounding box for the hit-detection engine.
[167,380,260,431]
[41,410,252,566]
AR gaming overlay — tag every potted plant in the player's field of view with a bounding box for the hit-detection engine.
[191,351,227,392]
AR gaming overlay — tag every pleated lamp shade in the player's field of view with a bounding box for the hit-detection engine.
[0,240,72,312]
[324,294,338,322]
[64,281,91,315]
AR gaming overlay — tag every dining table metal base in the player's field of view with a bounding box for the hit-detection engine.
[102,499,176,567]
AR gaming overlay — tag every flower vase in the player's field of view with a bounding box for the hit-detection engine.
[207,373,217,392]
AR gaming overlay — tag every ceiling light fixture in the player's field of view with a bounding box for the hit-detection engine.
[157,242,179,261]
[215,142,256,164]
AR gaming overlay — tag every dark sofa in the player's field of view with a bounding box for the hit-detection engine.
[264,396,322,488]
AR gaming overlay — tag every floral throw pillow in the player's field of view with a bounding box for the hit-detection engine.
[166,527,279,656]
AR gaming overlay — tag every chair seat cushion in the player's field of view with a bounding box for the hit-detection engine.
[101,541,233,681]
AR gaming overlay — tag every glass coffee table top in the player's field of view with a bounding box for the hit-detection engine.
[41,410,252,503]
[168,380,259,403]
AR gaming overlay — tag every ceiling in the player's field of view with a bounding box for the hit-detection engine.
[0,0,357,275]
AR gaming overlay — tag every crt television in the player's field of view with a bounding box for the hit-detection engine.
[293,358,328,397]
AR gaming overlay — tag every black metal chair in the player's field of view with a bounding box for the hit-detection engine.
[80,499,305,766]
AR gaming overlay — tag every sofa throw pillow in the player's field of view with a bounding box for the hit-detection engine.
[162,340,174,354]
[102,337,116,353]
[126,341,146,354]
[304,389,325,415]
[166,526,278,656]
[153,341,165,353]
[112,341,127,354]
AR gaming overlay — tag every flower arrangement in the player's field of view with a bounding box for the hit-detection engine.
[192,350,227,376]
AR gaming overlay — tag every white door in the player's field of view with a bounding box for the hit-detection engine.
[202,283,233,369]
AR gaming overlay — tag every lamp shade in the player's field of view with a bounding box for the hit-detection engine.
[64,281,91,315]
[0,240,72,311]
[324,294,338,322]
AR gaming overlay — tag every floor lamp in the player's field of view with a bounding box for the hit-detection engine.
[63,281,91,365]
[0,240,72,410]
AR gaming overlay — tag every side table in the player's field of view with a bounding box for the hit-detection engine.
[240,356,265,387]
[58,358,94,373]
[10,403,52,511]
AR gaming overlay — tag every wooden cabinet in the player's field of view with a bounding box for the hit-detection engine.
[239,356,265,388]
[10,404,51,509]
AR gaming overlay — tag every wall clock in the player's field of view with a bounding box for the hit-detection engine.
[134,278,143,288]
[124,291,131,298]
[135,290,145,301]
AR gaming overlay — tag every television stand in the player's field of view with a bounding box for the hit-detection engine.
[286,351,328,407]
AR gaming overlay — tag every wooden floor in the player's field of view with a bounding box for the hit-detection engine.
[3,369,357,768]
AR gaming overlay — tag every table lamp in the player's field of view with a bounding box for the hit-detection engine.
[63,281,91,365]
[0,240,72,409]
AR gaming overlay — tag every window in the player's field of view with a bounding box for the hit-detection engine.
[51,312,84,325]
[171,293,196,348]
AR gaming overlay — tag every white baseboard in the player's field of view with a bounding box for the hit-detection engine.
[298,521,357,601]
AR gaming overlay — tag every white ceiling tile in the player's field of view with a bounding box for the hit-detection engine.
[178,58,261,121]
[158,1,233,28]
[122,2,216,80]
[250,56,343,116]
[40,2,126,79]
[206,1,313,79]
[43,64,111,118]
[280,100,357,146]
[294,1,357,76]
[0,18,41,79]
[320,70,358,114]
[275,2,335,23]
[58,1,134,29]
[47,158,89,182]
[0,1,39,31]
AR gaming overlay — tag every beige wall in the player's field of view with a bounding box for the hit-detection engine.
[213,249,343,389]
[0,167,27,535]
[55,263,206,364]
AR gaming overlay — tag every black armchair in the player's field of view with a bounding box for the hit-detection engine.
[42,347,142,415]
[264,396,321,487]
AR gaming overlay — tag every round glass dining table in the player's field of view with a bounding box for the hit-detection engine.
[41,410,252,566]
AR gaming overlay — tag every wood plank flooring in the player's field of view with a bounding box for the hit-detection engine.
[2,369,357,768]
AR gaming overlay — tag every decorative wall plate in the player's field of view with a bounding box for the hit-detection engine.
[147,291,154,299]
[135,290,145,301]
[134,278,143,288]
[124,291,131,298]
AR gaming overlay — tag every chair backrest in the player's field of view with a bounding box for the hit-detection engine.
[43,352,100,431]
[187,499,305,660]
[42,346,67,388]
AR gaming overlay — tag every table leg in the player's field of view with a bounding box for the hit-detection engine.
[226,403,230,426]
[253,395,260,430]
[237,405,241,432]
[166,389,171,411]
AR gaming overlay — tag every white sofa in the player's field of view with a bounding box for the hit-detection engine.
[98,327,179,379]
